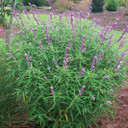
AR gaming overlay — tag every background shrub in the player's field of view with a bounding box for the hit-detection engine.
[4,10,127,127]
[118,0,126,6]
[22,0,48,7]
[106,0,119,11]
[91,0,105,12]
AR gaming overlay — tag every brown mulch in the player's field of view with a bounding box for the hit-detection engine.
[98,86,128,128]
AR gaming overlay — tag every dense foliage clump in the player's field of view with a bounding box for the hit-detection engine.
[91,0,105,12]
[106,0,119,11]
[1,2,127,128]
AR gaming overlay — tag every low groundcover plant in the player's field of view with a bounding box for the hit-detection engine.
[1,1,127,128]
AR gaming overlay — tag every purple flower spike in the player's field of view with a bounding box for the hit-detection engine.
[39,41,42,53]
[85,0,93,18]
[20,3,30,20]
[19,31,24,40]
[25,53,30,68]
[0,30,9,47]
[111,7,123,29]
[125,59,128,63]
[63,47,68,69]
[109,89,114,93]
[107,34,114,49]
[78,68,84,78]
[8,5,18,22]
[7,53,14,58]
[29,3,39,25]
[98,50,103,62]
[113,53,119,60]
[7,69,11,72]
[53,35,59,41]
[73,31,75,39]
[41,26,43,31]
[79,11,82,22]
[71,13,74,28]
[50,87,54,94]
[90,56,97,71]
[113,52,126,71]
[102,76,109,82]
[47,67,52,73]
[92,96,96,101]
[32,4,40,17]
[44,77,48,81]
[45,25,51,45]
[59,14,62,23]
[16,13,26,28]
[46,0,55,15]
[68,39,71,48]
[53,58,57,67]
[106,101,112,104]
[80,35,85,51]
[118,94,125,99]
[78,85,85,96]
[116,25,128,44]
[32,28,37,40]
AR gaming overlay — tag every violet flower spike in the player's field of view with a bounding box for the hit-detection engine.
[32,4,40,17]
[116,25,128,44]
[92,96,96,101]
[113,52,126,71]
[118,94,125,99]
[28,3,39,25]
[46,0,55,15]
[20,3,30,20]
[79,11,82,22]
[125,59,128,63]
[73,31,75,39]
[8,5,18,22]
[78,86,85,96]
[102,76,109,82]
[45,25,51,45]
[47,67,52,73]
[107,34,114,49]
[78,68,84,78]
[16,13,26,29]
[0,30,9,47]
[71,13,74,28]
[7,53,14,58]
[106,101,112,104]
[39,41,42,53]
[85,0,93,18]
[111,7,123,29]
[113,53,119,60]
[44,77,48,81]
[53,58,57,67]
[109,89,114,93]
[25,53,30,68]
[32,28,37,40]
[41,26,43,31]
[90,56,97,71]
[63,47,68,69]
[98,50,103,62]
[68,39,71,48]
[50,87,54,94]
[80,35,85,51]
[19,31,24,40]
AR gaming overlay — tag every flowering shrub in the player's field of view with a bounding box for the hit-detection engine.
[2,2,127,128]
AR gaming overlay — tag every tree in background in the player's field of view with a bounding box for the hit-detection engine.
[91,0,104,12]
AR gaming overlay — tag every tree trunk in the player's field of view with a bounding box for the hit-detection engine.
[7,0,17,44]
